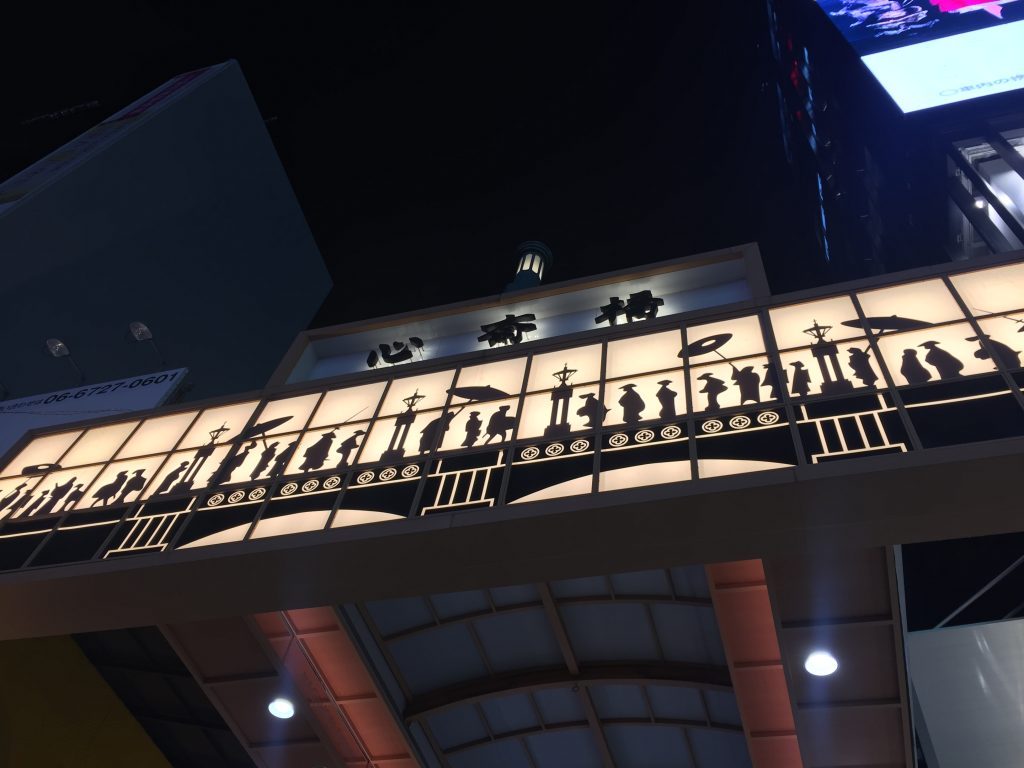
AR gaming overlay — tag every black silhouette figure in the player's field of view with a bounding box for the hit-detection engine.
[115,469,147,505]
[61,484,84,512]
[38,476,77,516]
[9,492,32,515]
[789,361,812,397]
[656,380,678,419]
[419,411,457,454]
[462,412,482,447]
[618,384,645,425]
[969,334,1022,370]
[920,341,964,379]
[761,364,787,400]
[25,490,50,515]
[270,440,299,478]
[0,483,27,511]
[731,365,761,404]
[299,432,336,472]
[335,430,366,468]
[576,393,609,427]
[485,405,516,443]
[697,372,728,411]
[251,442,279,480]
[92,471,128,507]
[900,349,932,384]
[155,461,189,495]
[215,441,257,483]
[847,348,878,387]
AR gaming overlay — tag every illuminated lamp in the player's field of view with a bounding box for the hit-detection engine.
[506,240,553,291]
[974,198,986,209]
[267,697,295,719]
[804,650,838,676]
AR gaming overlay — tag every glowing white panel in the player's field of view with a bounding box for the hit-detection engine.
[696,458,793,478]
[688,356,777,413]
[454,358,528,398]
[116,412,196,459]
[769,296,863,350]
[252,393,320,437]
[308,381,387,428]
[250,510,331,539]
[285,422,373,475]
[76,455,167,509]
[59,422,138,468]
[378,370,455,416]
[179,403,258,449]
[517,385,602,439]
[509,475,593,504]
[951,263,1024,317]
[0,431,81,478]
[606,330,683,379]
[858,279,965,325]
[7,465,102,518]
[177,522,250,549]
[778,340,884,395]
[141,444,233,500]
[686,315,765,361]
[330,509,404,527]
[603,373,687,426]
[861,21,1024,113]
[359,409,442,465]
[440,398,520,451]
[874,322,996,383]
[526,345,602,391]
[598,461,691,492]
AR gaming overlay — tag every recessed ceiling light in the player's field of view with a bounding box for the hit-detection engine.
[268,697,295,719]
[804,650,838,676]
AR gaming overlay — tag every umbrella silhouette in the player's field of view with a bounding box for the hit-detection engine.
[840,316,930,336]
[680,333,732,361]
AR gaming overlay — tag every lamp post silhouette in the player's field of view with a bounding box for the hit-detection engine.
[382,390,426,462]
[803,320,853,395]
[544,364,577,438]
[45,338,84,383]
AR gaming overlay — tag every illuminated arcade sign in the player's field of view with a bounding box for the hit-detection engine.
[812,0,1024,112]
[3,261,1024,570]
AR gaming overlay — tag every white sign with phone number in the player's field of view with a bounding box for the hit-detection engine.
[0,368,188,460]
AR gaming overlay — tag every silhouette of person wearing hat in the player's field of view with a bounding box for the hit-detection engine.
[115,469,147,505]
[155,461,189,495]
[61,484,84,512]
[419,411,457,454]
[847,347,878,387]
[968,333,1021,370]
[462,412,482,447]
[900,349,931,385]
[92,471,128,507]
[484,405,516,443]
[656,380,677,418]
[761,364,787,399]
[576,393,609,427]
[919,340,963,379]
[698,372,728,411]
[251,442,279,480]
[618,383,645,425]
[38,476,77,516]
[216,441,257,483]
[270,439,299,477]
[300,432,336,471]
[0,483,27,512]
[336,430,366,467]
[731,365,761,404]
[789,361,811,397]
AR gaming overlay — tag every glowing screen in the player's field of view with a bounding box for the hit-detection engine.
[813,0,1024,112]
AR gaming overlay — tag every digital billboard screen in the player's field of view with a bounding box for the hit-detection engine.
[813,0,1024,112]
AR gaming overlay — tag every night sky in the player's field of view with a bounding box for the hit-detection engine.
[3,3,809,326]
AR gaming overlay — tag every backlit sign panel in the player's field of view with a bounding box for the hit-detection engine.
[813,0,1024,112]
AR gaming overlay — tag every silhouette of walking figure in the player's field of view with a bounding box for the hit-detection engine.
[9,492,32,515]
[618,384,645,425]
[335,430,365,468]
[251,442,279,481]
[92,471,128,507]
[697,372,728,411]
[969,333,1022,370]
[484,406,516,444]
[462,413,482,447]
[0,482,27,511]
[731,365,761,404]
[61,484,84,512]
[38,476,77,516]
[789,361,811,397]
[761,364,786,400]
[115,469,147,505]
[900,349,931,384]
[919,341,963,379]
[155,461,189,495]
[214,441,257,484]
[25,490,50,515]
[300,432,336,472]
[419,412,456,454]
[847,348,878,387]
[577,393,610,428]
[270,440,299,477]
[656,380,677,418]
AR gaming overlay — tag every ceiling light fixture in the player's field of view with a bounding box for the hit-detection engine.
[267,697,295,719]
[804,650,839,676]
